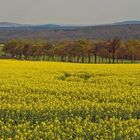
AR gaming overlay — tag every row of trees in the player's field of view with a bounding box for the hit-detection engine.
[3,38,140,63]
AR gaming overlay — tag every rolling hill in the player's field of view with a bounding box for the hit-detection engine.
[0,21,140,42]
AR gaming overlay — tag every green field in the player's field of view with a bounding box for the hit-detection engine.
[0,60,140,139]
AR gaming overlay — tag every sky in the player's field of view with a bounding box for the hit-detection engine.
[0,0,140,25]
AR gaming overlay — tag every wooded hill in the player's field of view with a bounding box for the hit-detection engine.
[0,24,140,42]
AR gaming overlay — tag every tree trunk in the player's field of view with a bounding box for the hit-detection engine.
[64,56,67,62]
[99,56,101,63]
[19,55,22,60]
[88,54,91,63]
[132,55,135,63]
[37,56,39,61]
[77,56,80,63]
[82,57,84,63]
[81,51,84,63]
[43,55,46,61]
[61,56,64,61]
[33,56,36,61]
[112,50,115,64]
[109,53,111,64]
[116,57,119,63]
[94,54,97,64]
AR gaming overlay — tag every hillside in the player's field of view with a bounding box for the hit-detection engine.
[0,22,140,42]
[112,21,140,25]
[0,22,30,28]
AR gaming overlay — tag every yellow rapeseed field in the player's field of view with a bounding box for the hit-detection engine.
[0,60,140,139]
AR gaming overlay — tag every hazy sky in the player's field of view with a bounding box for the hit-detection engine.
[0,0,140,25]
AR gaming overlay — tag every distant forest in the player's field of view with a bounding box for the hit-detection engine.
[1,24,140,42]
[2,38,140,63]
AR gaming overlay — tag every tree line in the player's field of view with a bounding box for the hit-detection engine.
[2,38,140,63]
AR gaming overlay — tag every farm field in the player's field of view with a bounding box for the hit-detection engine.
[0,60,140,139]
